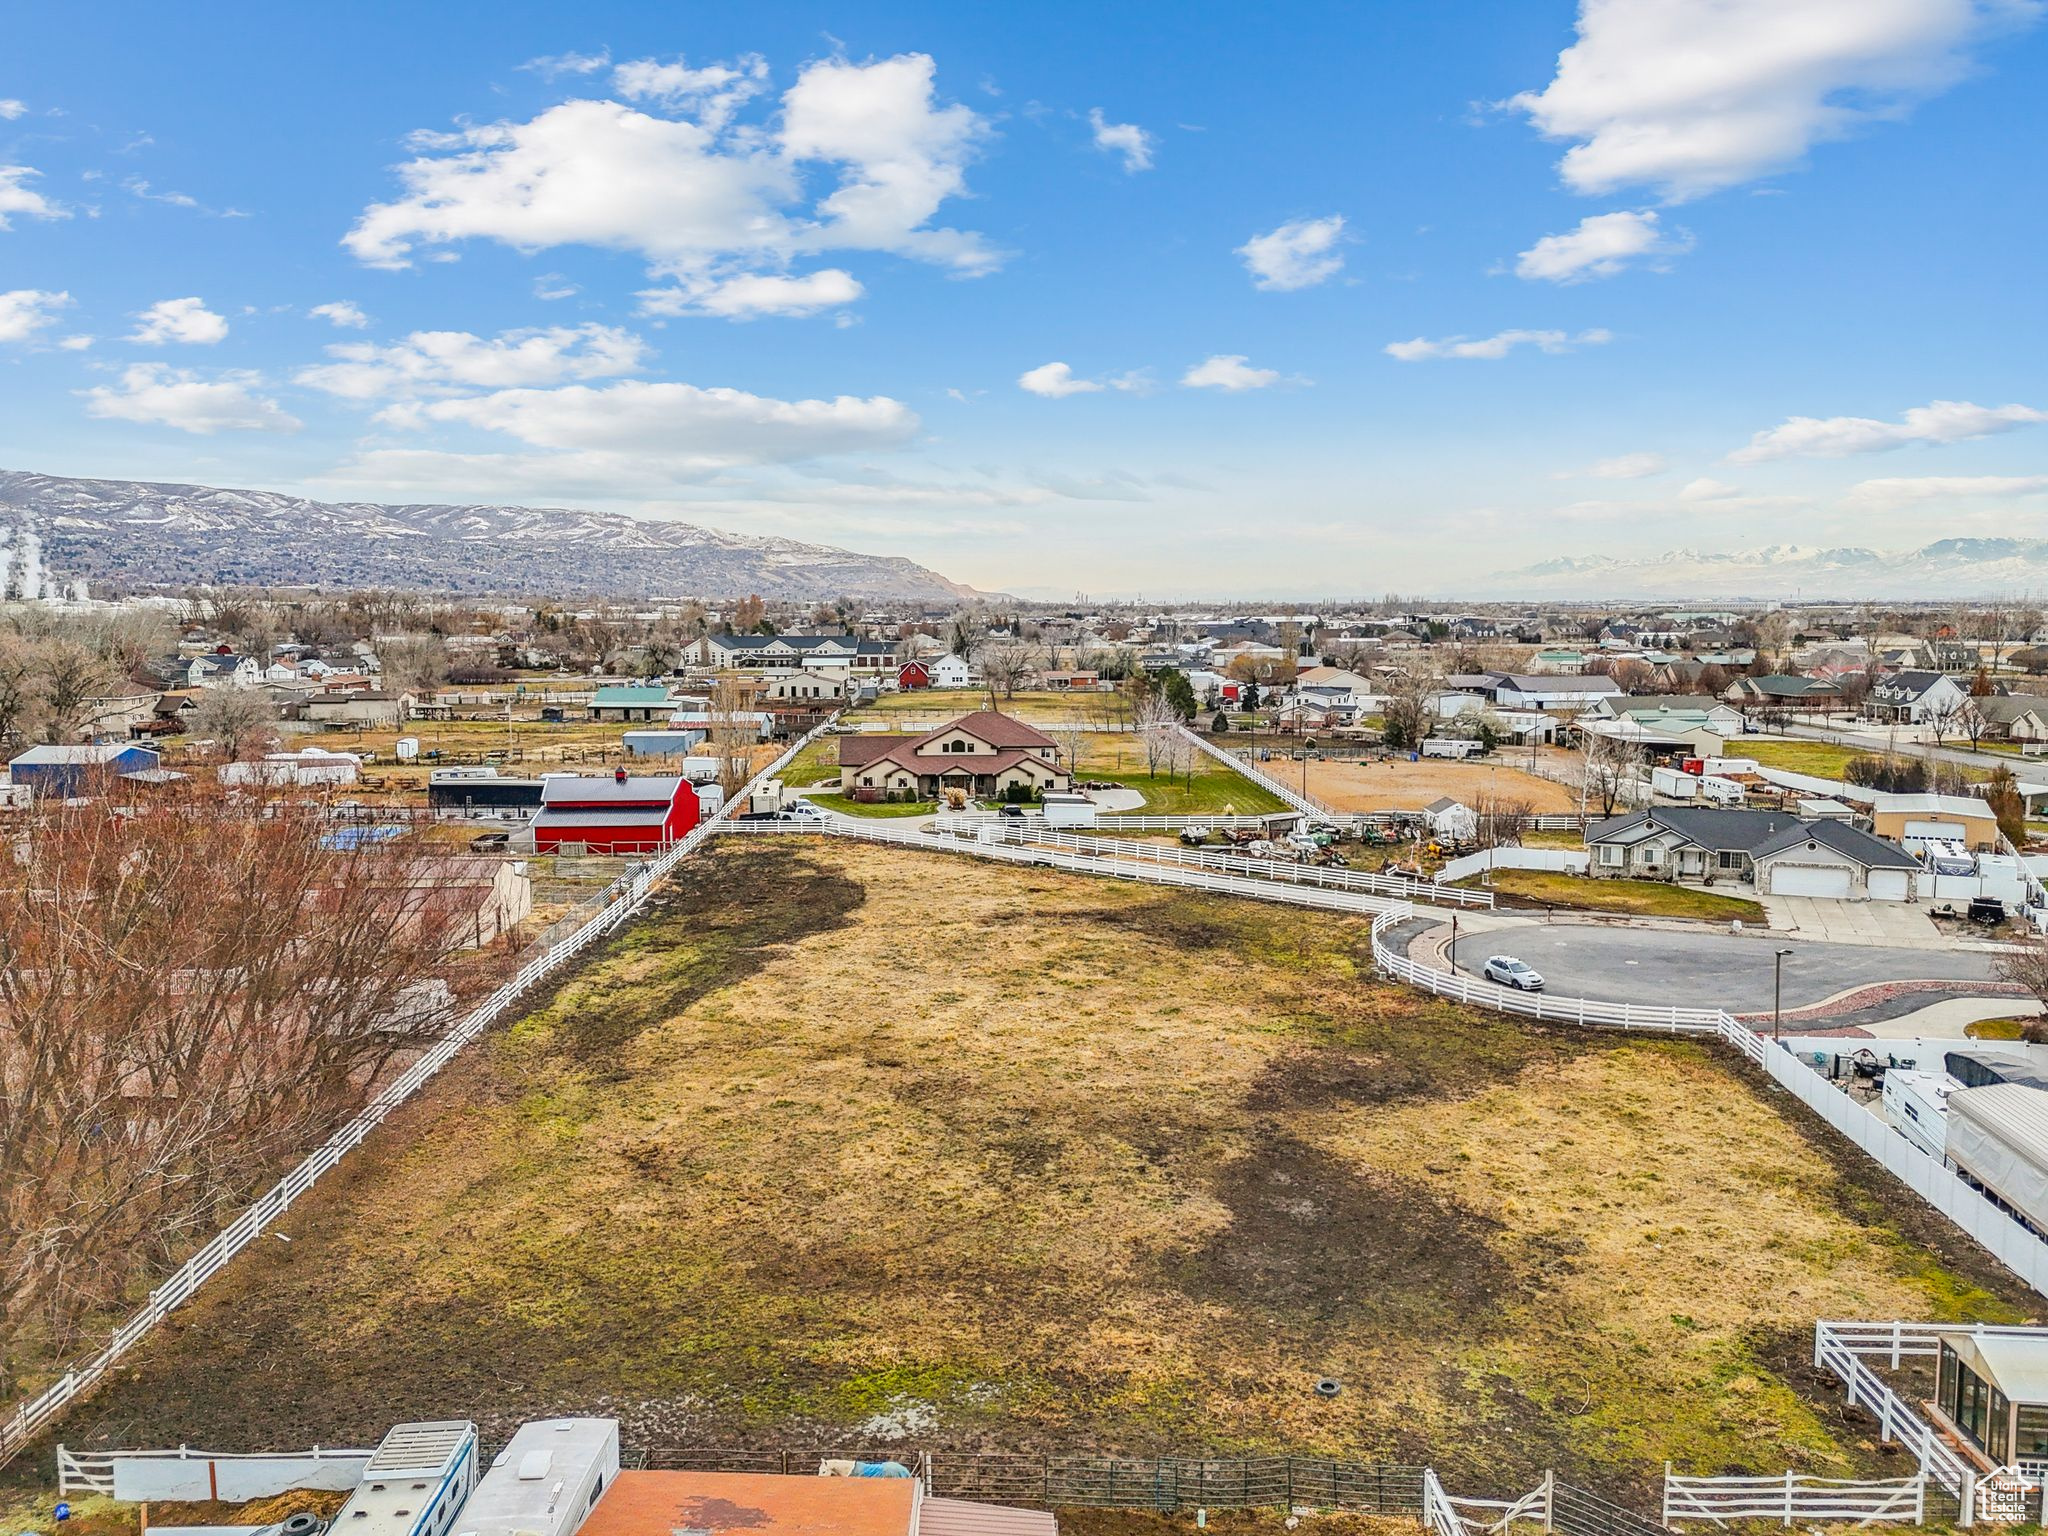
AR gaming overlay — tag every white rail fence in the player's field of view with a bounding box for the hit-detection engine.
[57,1444,373,1500]
[1661,1469,1925,1527]
[931,811,1296,833]
[740,816,1413,918]
[955,821,1495,908]
[1180,727,1329,819]
[1370,910,2048,1304]
[1423,1471,1556,1536]
[0,721,839,1469]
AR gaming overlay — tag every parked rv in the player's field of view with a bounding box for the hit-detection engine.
[454,1419,620,1536]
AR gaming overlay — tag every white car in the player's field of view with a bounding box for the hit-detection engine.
[1481,955,1544,991]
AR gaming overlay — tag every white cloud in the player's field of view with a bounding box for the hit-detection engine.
[296,323,647,401]
[1558,451,1667,479]
[128,297,229,346]
[0,165,66,229]
[1731,398,2048,461]
[309,300,371,329]
[1679,476,1742,501]
[638,268,863,319]
[533,274,580,301]
[1515,210,1690,282]
[612,54,768,131]
[57,334,93,351]
[1088,108,1155,172]
[81,364,299,434]
[364,379,919,485]
[1236,215,1346,291]
[0,289,72,344]
[0,100,26,120]
[1508,0,2037,201]
[346,52,995,300]
[1181,354,1281,391]
[1842,473,2048,508]
[1384,326,1611,360]
[1018,362,1103,398]
[517,48,610,78]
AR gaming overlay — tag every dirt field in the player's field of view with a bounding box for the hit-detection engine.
[42,841,2024,1498]
[1302,753,1582,814]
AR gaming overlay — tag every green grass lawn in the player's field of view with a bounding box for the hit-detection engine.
[802,791,932,818]
[1522,827,1586,849]
[1460,868,1766,922]
[849,689,1120,722]
[1075,734,1288,815]
[1743,737,1990,783]
[779,735,844,787]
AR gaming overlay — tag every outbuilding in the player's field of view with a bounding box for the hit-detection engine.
[1934,1326,2048,1470]
[7,742,162,797]
[588,685,674,722]
[1871,791,2001,852]
[532,772,700,854]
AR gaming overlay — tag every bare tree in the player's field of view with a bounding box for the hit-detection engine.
[377,634,451,699]
[1579,734,1645,818]
[1473,791,1535,849]
[0,781,476,1389]
[706,674,757,796]
[1134,688,1179,776]
[190,688,283,760]
[980,640,1034,703]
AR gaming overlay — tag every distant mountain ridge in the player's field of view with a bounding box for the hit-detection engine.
[0,469,978,603]
[1488,539,2048,599]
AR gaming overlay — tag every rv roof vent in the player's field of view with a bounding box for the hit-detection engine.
[517,1451,554,1481]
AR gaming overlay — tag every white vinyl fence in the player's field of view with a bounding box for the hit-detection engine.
[0,720,839,1469]
[1662,1469,1925,1527]
[959,821,1495,908]
[1434,847,1590,885]
[57,1444,372,1500]
[1370,908,2048,1305]
[1179,727,1329,819]
[931,811,1295,833]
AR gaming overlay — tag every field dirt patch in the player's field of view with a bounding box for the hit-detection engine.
[44,840,2028,1501]
[1301,756,1580,815]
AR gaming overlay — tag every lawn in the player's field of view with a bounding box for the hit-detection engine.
[1463,868,1766,922]
[802,791,930,818]
[1743,738,1989,784]
[1074,733,1288,816]
[47,839,2020,1500]
[1521,828,1586,849]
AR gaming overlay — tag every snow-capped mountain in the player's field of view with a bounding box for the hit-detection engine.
[0,470,978,603]
[1485,540,2048,600]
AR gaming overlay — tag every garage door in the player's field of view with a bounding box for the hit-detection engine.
[1905,819,1964,841]
[1772,863,1854,899]
[1868,868,1911,902]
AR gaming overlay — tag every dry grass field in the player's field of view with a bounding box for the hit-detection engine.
[1300,756,1581,815]
[49,841,2024,1498]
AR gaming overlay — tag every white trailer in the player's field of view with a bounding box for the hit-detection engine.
[1420,737,1482,759]
[1650,765,1699,800]
[453,1419,619,1536]
[1041,791,1099,828]
[1946,1083,2048,1235]
[328,1423,479,1536]
[749,777,786,815]
[1697,774,1746,806]
[679,755,723,784]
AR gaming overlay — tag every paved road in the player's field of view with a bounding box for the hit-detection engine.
[1447,921,2003,1013]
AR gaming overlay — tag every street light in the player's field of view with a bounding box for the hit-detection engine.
[1774,947,1796,1038]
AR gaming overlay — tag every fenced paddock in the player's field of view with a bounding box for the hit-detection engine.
[1181,726,1330,819]
[1425,1470,1669,1536]
[0,720,840,1470]
[1662,1470,1925,1527]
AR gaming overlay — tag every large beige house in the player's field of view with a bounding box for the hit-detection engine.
[837,710,1071,800]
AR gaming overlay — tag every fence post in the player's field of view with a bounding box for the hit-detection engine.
[1783,1468,1795,1527]
[1960,1470,1975,1529]
[1540,1470,1554,1532]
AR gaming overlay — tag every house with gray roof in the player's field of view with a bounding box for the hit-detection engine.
[1587,806,1920,900]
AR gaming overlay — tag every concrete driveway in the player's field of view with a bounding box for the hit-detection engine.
[1758,896,1944,947]
[1447,921,2002,1014]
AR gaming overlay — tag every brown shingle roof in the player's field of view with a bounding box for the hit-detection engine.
[837,734,918,767]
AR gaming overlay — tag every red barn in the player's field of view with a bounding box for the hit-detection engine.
[532,771,700,854]
[897,659,931,690]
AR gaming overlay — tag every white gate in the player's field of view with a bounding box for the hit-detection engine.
[1663,1467,1925,1527]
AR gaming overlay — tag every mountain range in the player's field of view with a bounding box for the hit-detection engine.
[0,470,977,604]
[1486,540,2048,600]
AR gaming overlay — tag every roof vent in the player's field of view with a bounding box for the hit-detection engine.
[518,1451,554,1481]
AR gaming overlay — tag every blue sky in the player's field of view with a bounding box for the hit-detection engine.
[2,0,2045,597]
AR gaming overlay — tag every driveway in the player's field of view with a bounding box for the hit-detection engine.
[1758,896,1945,947]
[1446,921,2003,1014]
